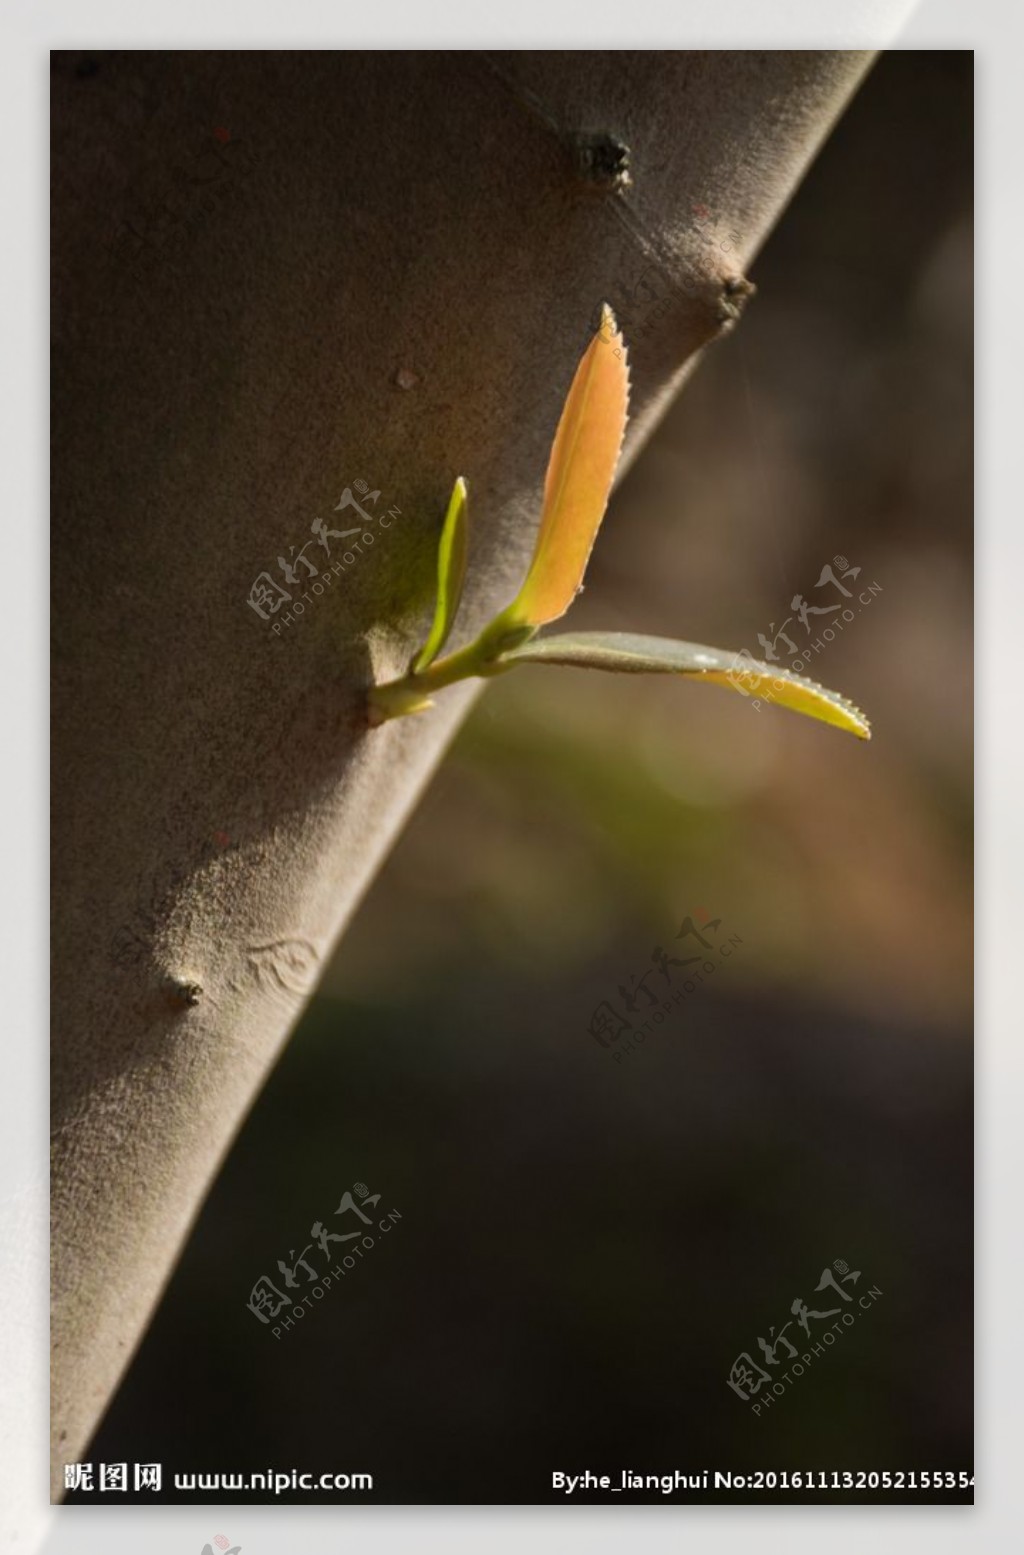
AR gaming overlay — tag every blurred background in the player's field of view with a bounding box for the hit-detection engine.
[76,49,972,1504]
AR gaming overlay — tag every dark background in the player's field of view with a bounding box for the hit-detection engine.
[74,49,973,1505]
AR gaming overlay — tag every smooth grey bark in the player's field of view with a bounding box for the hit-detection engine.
[51,48,874,1493]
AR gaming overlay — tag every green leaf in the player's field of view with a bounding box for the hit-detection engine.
[498,631,871,740]
[494,304,630,632]
[411,477,469,674]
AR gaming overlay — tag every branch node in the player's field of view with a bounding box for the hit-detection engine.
[716,274,756,330]
[570,132,632,192]
[162,976,203,1010]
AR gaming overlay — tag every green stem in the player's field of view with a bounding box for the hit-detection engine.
[367,639,494,724]
[368,617,540,725]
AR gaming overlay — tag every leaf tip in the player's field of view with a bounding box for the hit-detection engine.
[598,302,628,369]
[410,476,470,675]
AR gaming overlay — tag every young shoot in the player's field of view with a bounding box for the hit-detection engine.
[368,306,870,742]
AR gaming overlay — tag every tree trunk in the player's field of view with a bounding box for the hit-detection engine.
[50,47,874,1495]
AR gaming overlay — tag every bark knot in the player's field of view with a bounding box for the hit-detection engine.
[570,132,632,191]
[716,274,756,330]
[162,976,203,1010]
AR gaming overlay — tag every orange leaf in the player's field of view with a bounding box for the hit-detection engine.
[501,305,630,629]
